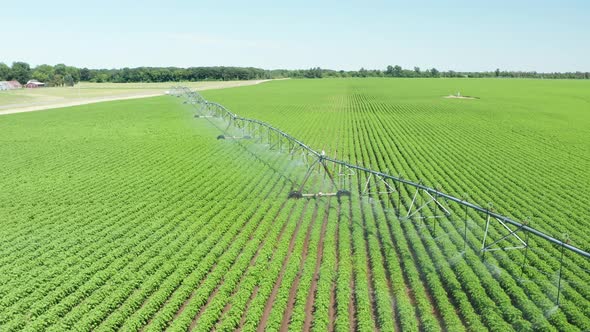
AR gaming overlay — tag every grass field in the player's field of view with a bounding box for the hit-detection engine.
[0,78,589,331]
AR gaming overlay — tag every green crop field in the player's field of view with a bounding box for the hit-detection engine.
[1,78,589,331]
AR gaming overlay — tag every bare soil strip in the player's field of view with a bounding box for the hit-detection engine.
[156,182,278,330]
[359,202,380,331]
[215,200,289,324]
[0,79,278,116]
[257,202,311,332]
[236,201,298,331]
[346,200,357,332]
[303,201,331,331]
[399,211,469,330]
[279,203,320,331]
[366,202,402,331]
[184,185,288,330]
[188,276,224,330]
[328,204,341,332]
[237,286,259,329]
[277,200,322,331]
[0,92,165,115]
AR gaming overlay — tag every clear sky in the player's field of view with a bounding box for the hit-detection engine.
[3,0,589,72]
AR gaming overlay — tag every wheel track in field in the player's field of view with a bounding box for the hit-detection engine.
[356,199,381,331]
[136,204,255,331]
[186,188,288,330]
[327,204,340,332]
[378,198,449,331]
[186,211,269,331]
[215,185,293,327]
[278,201,320,331]
[256,201,311,332]
[136,170,282,331]
[173,180,281,324]
[235,200,299,331]
[216,200,288,317]
[345,199,357,332]
[302,200,331,331]
[364,200,405,332]
[209,119,312,332]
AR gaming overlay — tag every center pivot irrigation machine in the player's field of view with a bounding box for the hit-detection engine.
[171,86,590,307]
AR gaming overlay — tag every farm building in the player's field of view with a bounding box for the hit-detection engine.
[0,80,22,90]
[25,80,45,88]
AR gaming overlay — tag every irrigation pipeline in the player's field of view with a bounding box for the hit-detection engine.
[172,86,590,260]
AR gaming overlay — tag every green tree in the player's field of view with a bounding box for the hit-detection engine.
[32,64,55,83]
[80,68,91,81]
[430,68,440,77]
[393,65,402,77]
[54,64,67,76]
[414,66,421,76]
[64,74,75,86]
[495,68,500,77]
[66,66,80,83]
[314,67,322,78]
[50,74,64,87]
[11,62,32,84]
[385,65,394,77]
[94,73,109,83]
[0,62,10,80]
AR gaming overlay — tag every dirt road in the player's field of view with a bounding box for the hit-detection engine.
[0,79,278,116]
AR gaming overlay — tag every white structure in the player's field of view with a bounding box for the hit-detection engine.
[0,81,22,90]
[25,80,45,88]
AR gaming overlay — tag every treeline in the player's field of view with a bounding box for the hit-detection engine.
[1,61,589,86]
[0,62,82,86]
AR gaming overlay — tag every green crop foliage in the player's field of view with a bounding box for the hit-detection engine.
[1,78,589,331]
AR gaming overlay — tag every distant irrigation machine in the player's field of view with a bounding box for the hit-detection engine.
[172,86,590,308]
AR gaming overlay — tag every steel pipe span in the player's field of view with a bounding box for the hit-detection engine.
[177,87,590,260]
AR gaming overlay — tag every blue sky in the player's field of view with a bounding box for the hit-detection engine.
[3,0,589,71]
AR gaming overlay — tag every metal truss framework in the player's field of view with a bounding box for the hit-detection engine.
[172,86,589,306]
